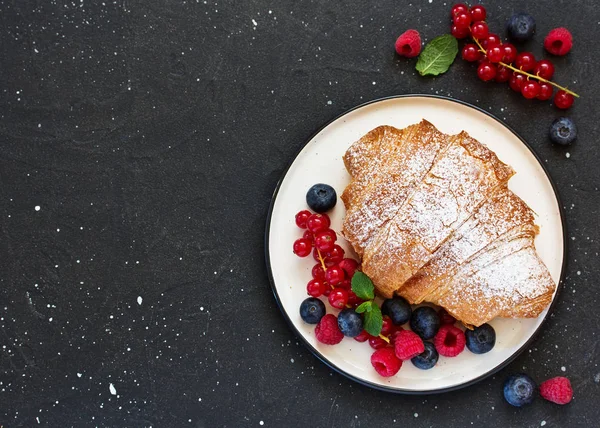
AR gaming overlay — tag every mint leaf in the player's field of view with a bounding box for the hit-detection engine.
[351,271,375,301]
[363,304,383,337]
[355,301,372,314]
[416,34,458,76]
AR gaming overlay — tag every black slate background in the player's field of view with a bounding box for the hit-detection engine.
[1,0,599,427]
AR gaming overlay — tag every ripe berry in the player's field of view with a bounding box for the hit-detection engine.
[299,297,326,324]
[302,230,314,243]
[506,13,536,43]
[515,52,536,72]
[347,290,362,306]
[533,60,555,80]
[324,245,345,264]
[502,43,518,63]
[462,44,481,62]
[381,297,412,325]
[486,46,504,63]
[554,90,574,109]
[380,316,395,336]
[509,73,527,92]
[471,21,489,40]
[395,29,422,58]
[293,238,312,257]
[482,34,501,49]
[537,83,554,100]
[544,28,573,56]
[314,229,336,252]
[295,210,311,229]
[451,3,469,17]
[438,308,456,325]
[521,81,541,99]
[539,377,573,405]
[369,336,388,350]
[337,279,351,290]
[410,307,441,340]
[312,263,326,280]
[328,288,349,309]
[477,61,497,81]
[454,12,472,29]
[306,183,337,213]
[503,374,536,407]
[411,341,439,370]
[306,213,330,234]
[495,65,512,82]
[315,314,344,345]
[307,279,327,297]
[434,325,466,357]
[469,5,486,22]
[354,330,370,343]
[451,24,470,39]
[337,308,363,337]
[549,117,577,145]
[325,265,345,286]
[371,348,402,377]
[338,258,359,278]
[465,323,496,354]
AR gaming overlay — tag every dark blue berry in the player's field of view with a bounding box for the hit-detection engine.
[503,374,536,407]
[409,306,441,340]
[549,117,577,145]
[306,183,337,213]
[411,341,439,370]
[299,297,326,324]
[337,308,363,337]
[381,297,412,325]
[466,323,496,354]
[506,13,536,42]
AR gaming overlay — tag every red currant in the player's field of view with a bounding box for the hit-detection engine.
[338,258,359,278]
[554,90,574,109]
[477,61,497,81]
[337,279,351,290]
[482,34,501,49]
[295,210,311,228]
[314,230,336,252]
[521,81,540,99]
[515,52,536,72]
[306,213,330,234]
[369,336,388,350]
[486,46,503,63]
[462,44,481,62]
[293,238,312,257]
[307,279,326,297]
[534,60,555,80]
[322,285,332,297]
[381,316,395,336]
[537,83,554,101]
[451,3,469,17]
[347,290,362,306]
[328,288,349,309]
[302,230,314,243]
[354,330,370,343]
[438,308,457,325]
[502,43,518,63]
[312,263,326,281]
[495,65,512,82]
[325,265,345,286]
[313,247,322,262]
[469,5,487,22]
[454,12,472,29]
[324,245,345,264]
[471,21,489,40]
[451,24,470,39]
[509,73,527,92]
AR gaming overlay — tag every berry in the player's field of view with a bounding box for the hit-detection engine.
[347,290,362,306]
[521,81,541,99]
[314,230,336,252]
[371,348,402,377]
[306,183,337,213]
[395,29,422,58]
[303,230,314,243]
[325,265,345,286]
[482,34,501,49]
[454,12,472,29]
[549,117,577,145]
[381,297,412,325]
[299,297,326,324]
[411,341,439,370]
[369,336,388,350]
[506,13,536,42]
[312,263,326,281]
[502,43,518,63]
[509,73,527,92]
[337,308,363,337]
[307,279,327,297]
[471,21,489,40]
[534,60,555,80]
[469,5,486,22]
[434,325,466,357]
[354,330,370,343]
[451,3,468,17]
[539,377,573,405]
[338,258,358,278]
[537,83,554,100]
[465,323,496,354]
[380,316,395,336]
[486,46,503,63]
[337,279,351,289]
[293,238,312,257]
[495,65,512,83]
[328,288,348,309]
[295,210,311,228]
[324,245,345,264]
[554,90,574,109]
[394,330,425,360]
[306,213,330,234]
[515,52,536,72]
[462,44,481,62]
[477,61,497,81]
[410,306,441,340]
[315,314,344,345]
[503,374,536,407]
[451,24,470,39]
[438,308,456,325]
[544,28,573,56]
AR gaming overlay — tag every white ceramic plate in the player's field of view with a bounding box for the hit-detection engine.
[265,95,565,394]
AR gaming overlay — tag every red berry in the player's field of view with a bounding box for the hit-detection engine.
[453,12,472,29]
[451,3,469,17]
[486,46,503,63]
[337,279,351,290]
[325,265,345,286]
[438,308,456,325]
[322,285,332,297]
[482,34,501,49]
[324,245,345,264]
[471,21,489,40]
[539,377,573,405]
[312,263,326,280]
[495,65,512,82]
[395,29,422,58]
[521,81,540,99]
[502,43,518,63]
[371,348,402,377]
[354,330,370,343]
[394,330,425,360]
[315,314,344,345]
[477,61,497,81]
[434,325,466,357]
[544,28,573,56]
[534,60,555,79]
[381,316,395,336]
[554,90,574,109]
[369,336,388,350]
[314,230,336,252]
[537,83,554,101]
[295,210,311,228]
[328,288,348,309]
[462,44,481,62]
[451,24,470,39]
[293,238,312,257]
[306,213,330,234]
[509,73,527,92]
[469,5,486,22]
[515,52,536,72]
[302,230,314,243]
[338,258,359,278]
[307,279,326,297]
[347,290,362,306]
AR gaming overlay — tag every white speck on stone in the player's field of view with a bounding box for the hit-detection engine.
[109,383,117,395]
[36,417,40,423]
[259,422,264,426]
[428,0,432,3]
[561,366,566,372]
[137,296,143,305]
[327,100,332,105]
[48,317,53,322]
[372,81,376,85]
[35,206,40,211]
[77,373,82,378]
[577,271,581,275]
[290,358,294,363]
[566,152,571,158]
[252,19,258,26]
[414,413,418,417]
[541,422,546,426]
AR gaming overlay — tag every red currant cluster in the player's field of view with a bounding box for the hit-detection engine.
[450,3,577,109]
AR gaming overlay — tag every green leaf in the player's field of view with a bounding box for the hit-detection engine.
[363,304,383,337]
[355,301,372,314]
[351,271,375,301]
[415,34,458,76]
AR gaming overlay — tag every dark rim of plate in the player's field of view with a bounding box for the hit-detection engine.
[263,94,567,395]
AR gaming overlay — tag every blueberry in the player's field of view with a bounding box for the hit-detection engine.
[299,297,326,324]
[506,13,536,42]
[411,342,439,370]
[503,374,536,407]
[306,183,337,213]
[409,306,441,340]
[381,297,412,325]
[337,308,363,337]
[466,323,496,354]
[549,117,577,145]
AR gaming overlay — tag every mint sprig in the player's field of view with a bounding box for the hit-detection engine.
[415,34,458,76]
[351,272,383,337]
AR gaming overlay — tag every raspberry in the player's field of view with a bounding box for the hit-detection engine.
[371,348,402,377]
[539,377,573,405]
[434,325,466,357]
[544,28,573,56]
[394,330,425,360]
[395,29,421,58]
[315,314,344,345]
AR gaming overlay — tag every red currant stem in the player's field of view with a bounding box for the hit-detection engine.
[316,248,328,272]
[379,334,390,343]
[472,38,580,98]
